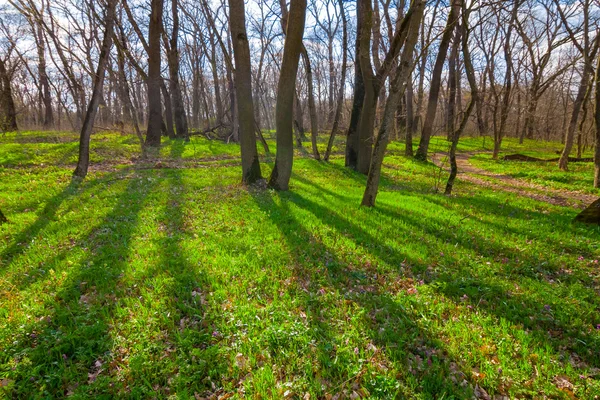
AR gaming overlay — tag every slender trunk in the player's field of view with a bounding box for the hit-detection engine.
[559,66,593,170]
[36,20,53,129]
[594,54,600,187]
[167,0,189,140]
[301,49,320,160]
[268,0,307,191]
[446,23,460,140]
[229,0,262,183]
[161,82,176,139]
[210,39,224,127]
[345,0,365,169]
[324,0,348,161]
[362,0,424,207]
[73,0,117,178]
[492,0,519,160]
[446,4,477,195]
[415,0,460,161]
[405,75,415,156]
[146,0,164,148]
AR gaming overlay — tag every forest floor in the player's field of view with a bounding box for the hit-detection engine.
[431,152,598,208]
[1,131,599,399]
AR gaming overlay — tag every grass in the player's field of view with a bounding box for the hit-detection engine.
[1,130,600,399]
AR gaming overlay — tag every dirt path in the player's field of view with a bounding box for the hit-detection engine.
[432,152,598,209]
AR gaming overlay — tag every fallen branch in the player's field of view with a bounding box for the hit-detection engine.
[188,124,229,140]
[503,154,594,162]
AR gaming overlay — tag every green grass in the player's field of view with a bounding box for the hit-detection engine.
[1,131,600,399]
[470,153,597,194]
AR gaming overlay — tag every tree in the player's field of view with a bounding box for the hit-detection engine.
[164,0,189,140]
[594,53,600,188]
[229,0,262,184]
[556,0,600,171]
[0,207,7,224]
[414,0,461,161]
[268,0,307,191]
[362,0,424,207]
[146,0,164,149]
[323,0,348,162]
[445,0,478,195]
[0,56,17,132]
[73,0,118,178]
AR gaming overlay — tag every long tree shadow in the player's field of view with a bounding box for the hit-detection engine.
[250,188,474,398]
[0,177,91,270]
[119,166,227,397]
[296,176,600,372]
[3,173,159,397]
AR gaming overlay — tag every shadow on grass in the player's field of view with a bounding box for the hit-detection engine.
[3,174,158,397]
[0,178,83,270]
[298,172,600,371]
[249,187,474,398]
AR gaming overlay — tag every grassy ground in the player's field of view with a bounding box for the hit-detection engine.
[1,131,599,399]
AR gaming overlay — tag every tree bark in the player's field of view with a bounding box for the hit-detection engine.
[0,58,18,133]
[362,0,424,207]
[445,2,477,195]
[146,0,164,149]
[414,0,461,161]
[35,19,53,129]
[229,0,262,184]
[300,49,321,160]
[166,0,189,140]
[324,0,348,162]
[405,75,415,156]
[345,0,365,169]
[594,54,600,188]
[73,0,117,178]
[559,66,593,170]
[268,0,307,191]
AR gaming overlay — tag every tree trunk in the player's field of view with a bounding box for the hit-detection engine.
[268,0,307,191]
[146,0,164,149]
[0,208,7,225]
[594,54,600,188]
[414,0,460,161]
[167,0,189,140]
[324,0,348,161]
[229,0,262,184]
[345,0,365,169]
[446,3,477,195]
[73,0,117,178]
[300,49,321,160]
[446,23,460,140]
[161,82,176,139]
[491,0,519,160]
[36,19,53,129]
[362,0,424,207]
[405,75,415,156]
[559,66,592,170]
[0,58,18,132]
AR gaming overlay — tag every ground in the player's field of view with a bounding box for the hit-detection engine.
[1,130,599,399]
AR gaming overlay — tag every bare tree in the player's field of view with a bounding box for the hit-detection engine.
[362,0,424,207]
[146,0,164,149]
[268,0,307,191]
[414,0,461,161]
[229,0,262,184]
[73,0,118,178]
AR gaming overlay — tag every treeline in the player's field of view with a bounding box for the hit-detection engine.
[0,0,599,205]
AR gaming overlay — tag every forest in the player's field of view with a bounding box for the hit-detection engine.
[1,0,600,398]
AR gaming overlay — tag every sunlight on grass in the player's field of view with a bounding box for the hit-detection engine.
[1,131,599,398]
